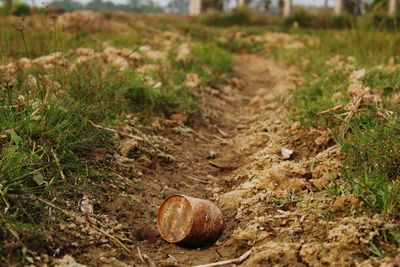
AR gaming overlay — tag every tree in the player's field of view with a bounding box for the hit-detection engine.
[166,0,188,13]
[86,0,115,11]
[49,0,83,12]
[127,0,145,10]
[344,0,363,15]
[127,0,164,12]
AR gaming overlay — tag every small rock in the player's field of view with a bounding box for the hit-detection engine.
[79,196,94,214]
[207,150,217,159]
[169,113,188,124]
[26,256,34,263]
[281,148,294,160]
[54,255,86,267]
[230,77,240,88]
[119,139,140,159]
[290,121,301,131]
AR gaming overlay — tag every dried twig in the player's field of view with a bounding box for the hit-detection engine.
[88,120,164,154]
[211,134,227,143]
[217,128,228,138]
[192,249,252,267]
[31,82,52,117]
[143,254,157,267]
[87,219,132,255]
[137,247,145,263]
[209,161,239,172]
[89,120,144,141]
[168,254,178,262]
[180,181,196,188]
[182,174,211,184]
[339,94,364,137]
[317,103,345,115]
[51,149,65,180]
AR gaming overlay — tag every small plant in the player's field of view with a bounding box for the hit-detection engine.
[370,13,400,30]
[170,41,232,85]
[124,74,196,120]
[338,110,400,216]
[12,2,31,16]
[283,10,353,29]
[201,8,262,27]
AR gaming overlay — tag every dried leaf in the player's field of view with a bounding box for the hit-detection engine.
[33,172,44,185]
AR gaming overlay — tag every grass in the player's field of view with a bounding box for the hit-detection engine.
[201,8,256,27]
[169,41,233,85]
[280,24,400,218]
[0,12,234,259]
[167,11,400,219]
[0,28,143,63]
[3,9,400,263]
[283,9,354,29]
[339,109,400,215]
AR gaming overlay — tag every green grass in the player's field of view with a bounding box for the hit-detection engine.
[0,63,199,221]
[172,15,400,218]
[169,41,233,85]
[281,25,400,218]
[338,109,400,216]
[201,8,255,27]
[283,9,354,29]
[0,13,236,250]
[5,10,400,262]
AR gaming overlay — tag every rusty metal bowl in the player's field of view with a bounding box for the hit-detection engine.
[157,194,225,246]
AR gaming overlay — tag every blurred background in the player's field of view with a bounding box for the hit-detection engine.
[0,0,392,16]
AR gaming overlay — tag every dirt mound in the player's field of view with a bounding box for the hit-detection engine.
[58,11,132,33]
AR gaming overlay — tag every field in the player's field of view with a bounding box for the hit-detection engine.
[1,9,400,266]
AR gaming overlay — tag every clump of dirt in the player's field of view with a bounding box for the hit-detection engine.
[1,43,168,76]
[229,31,320,51]
[57,11,132,33]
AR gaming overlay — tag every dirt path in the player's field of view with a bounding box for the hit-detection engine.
[53,54,296,266]
[54,53,396,267]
